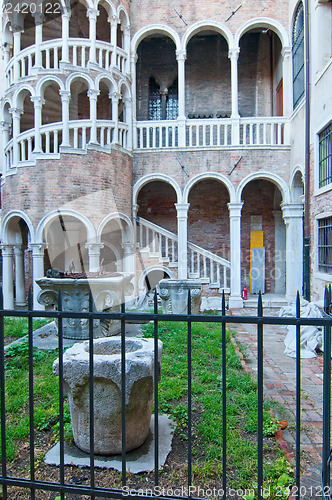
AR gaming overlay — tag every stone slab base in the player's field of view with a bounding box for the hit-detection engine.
[44,414,174,473]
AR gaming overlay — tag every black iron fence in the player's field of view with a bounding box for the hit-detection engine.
[0,287,331,500]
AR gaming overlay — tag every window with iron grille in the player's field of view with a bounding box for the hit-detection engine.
[148,77,178,120]
[319,122,332,188]
[318,216,332,274]
[292,2,304,109]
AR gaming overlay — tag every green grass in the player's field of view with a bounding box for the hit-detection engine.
[3,317,51,340]
[143,320,294,498]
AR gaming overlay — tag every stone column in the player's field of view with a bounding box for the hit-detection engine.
[13,31,21,82]
[61,9,71,65]
[88,8,98,65]
[31,96,44,153]
[273,210,286,295]
[1,245,14,309]
[110,16,118,67]
[123,26,131,74]
[85,243,104,272]
[176,203,190,280]
[3,44,11,66]
[228,202,243,308]
[228,48,240,145]
[111,92,120,144]
[60,90,71,147]
[122,241,135,274]
[123,97,132,148]
[176,49,186,147]
[282,46,292,142]
[10,107,23,166]
[14,245,26,305]
[88,89,100,144]
[1,121,11,173]
[131,53,138,147]
[29,243,46,310]
[33,13,44,70]
[281,203,304,302]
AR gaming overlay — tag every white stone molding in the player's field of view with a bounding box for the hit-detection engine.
[234,17,290,50]
[236,172,291,205]
[131,24,181,54]
[36,209,97,243]
[183,172,236,204]
[182,20,233,51]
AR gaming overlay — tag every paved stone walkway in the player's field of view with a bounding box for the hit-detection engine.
[229,308,325,499]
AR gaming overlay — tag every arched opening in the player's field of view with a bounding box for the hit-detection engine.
[42,82,62,125]
[44,215,88,273]
[70,79,90,119]
[238,29,283,117]
[20,91,34,133]
[241,179,286,295]
[144,268,171,292]
[5,216,32,306]
[100,218,132,273]
[186,31,231,119]
[96,4,110,42]
[137,181,177,233]
[292,171,304,203]
[42,0,62,41]
[188,179,230,260]
[21,12,35,50]
[97,80,112,120]
[136,35,178,121]
[69,2,89,38]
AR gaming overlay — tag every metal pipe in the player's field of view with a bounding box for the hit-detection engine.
[303,0,310,300]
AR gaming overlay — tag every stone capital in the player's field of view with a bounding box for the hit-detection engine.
[87,8,99,20]
[227,202,243,217]
[85,242,104,253]
[109,15,119,26]
[31,95,45,108]
[9,107,23,118]
[0,244,14,256]
[281,46,292,59]
[110,91,121,101]
[176,49,187,62]
[59,90,71,102]
[281,202,304,220]
[29,242,46,255]
[175,203,190,218]
[228,48,240,60]
[87,89,100,100]
[130,52,138,64]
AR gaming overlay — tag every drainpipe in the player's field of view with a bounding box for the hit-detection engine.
[303,0,310,300]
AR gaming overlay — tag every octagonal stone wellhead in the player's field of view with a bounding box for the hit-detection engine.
[53,336,163,455]
[36,272,134,339]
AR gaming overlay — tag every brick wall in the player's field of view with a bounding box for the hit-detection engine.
[137,181,178,233]
[1,148,133,230]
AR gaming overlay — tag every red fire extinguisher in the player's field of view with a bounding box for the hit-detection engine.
[242,286,248,300]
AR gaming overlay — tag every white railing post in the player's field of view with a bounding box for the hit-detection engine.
[176,203,190,279]
[228,202,243,308]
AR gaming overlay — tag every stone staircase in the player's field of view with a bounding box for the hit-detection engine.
[136,217,231,292]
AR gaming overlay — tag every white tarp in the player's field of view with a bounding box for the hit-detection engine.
[279,300,323,358]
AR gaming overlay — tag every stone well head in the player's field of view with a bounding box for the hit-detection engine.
[53,336,163,455]
[36,272,134,339]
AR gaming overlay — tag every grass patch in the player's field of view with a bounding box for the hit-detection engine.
[143,320,294,498]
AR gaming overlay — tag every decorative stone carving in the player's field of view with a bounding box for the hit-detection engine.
[53,336,163,455]
[158,279,202,314]
[36,273,134,339]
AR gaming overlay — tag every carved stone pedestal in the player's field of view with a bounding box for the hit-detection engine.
[159,279,202,314]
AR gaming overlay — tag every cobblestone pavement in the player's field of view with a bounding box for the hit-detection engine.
[229,307,325,499]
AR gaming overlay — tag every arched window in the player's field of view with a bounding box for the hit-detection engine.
[292,2,304,109]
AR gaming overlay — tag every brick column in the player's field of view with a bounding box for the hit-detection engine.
[176,203,190,279]
[228,202,243,308]
[0,244,14,309]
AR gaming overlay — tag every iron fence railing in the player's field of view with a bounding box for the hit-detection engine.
[0,286,332,499]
